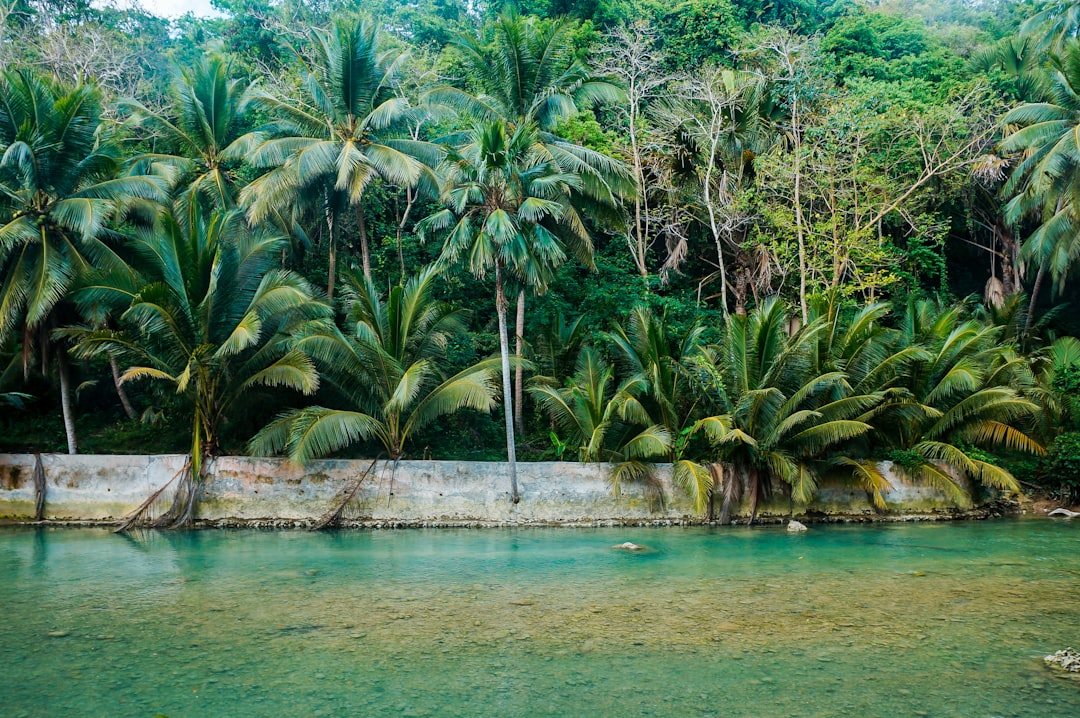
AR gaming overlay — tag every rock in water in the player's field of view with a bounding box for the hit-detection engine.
[787,520,808,532]
[614,541,643,551]
[1048,508,1080,518]
[1045,648,1080,673]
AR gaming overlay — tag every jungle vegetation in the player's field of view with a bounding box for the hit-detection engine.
[3,0,1080,521]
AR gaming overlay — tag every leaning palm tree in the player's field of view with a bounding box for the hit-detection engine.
[121,55,256,212]
[68,208,332,527]
[417,119,586,502]
[249,265,501,462]
[242,16,439,297]
[0,69,165,453]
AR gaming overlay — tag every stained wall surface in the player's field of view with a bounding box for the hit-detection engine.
[0,454,973,523]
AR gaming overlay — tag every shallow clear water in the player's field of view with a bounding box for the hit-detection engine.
[2,521,1079,717]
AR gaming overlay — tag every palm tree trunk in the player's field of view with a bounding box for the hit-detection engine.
[110,356,137,420]
[326,204,337,302]
[57,346,77,455]
[397,187,415,285]
[514,290,525,435]
[358,198,371,284]
[496,263,520,504]
[1025,263,1046,337]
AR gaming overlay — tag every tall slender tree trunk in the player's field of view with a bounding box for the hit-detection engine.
[396,187,415,285]
[57,346,77,455]
[792,97,808,325]
[1025,263,1046,337]
[629,106,648,279]
[325,204,337,302]
[703,144,728,314]
[358,198,371,284]
[997,222,1018,296]
[110,356,137,421]
[495,264,520,504]
[514,291,526,435]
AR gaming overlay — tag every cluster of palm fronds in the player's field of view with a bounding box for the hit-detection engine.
[530,295,1060,521]
[0,13,629,515]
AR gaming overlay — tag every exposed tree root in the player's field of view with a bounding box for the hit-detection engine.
[310,458,379,531]
[114,459,190,533]
[153,464,203,529]
[33,453,46,521]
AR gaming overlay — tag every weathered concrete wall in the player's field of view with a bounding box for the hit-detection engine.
[0,453,977,524]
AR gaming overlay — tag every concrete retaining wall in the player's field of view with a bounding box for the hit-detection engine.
[0,454,977,524]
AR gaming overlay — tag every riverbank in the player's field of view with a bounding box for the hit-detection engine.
[0,453,1018,526]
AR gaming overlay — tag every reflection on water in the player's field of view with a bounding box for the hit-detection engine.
[1,521,1079,717]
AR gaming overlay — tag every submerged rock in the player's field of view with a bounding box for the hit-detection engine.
[1045,648,1080,673]
[613,541,644,551]
[787,520,808,532]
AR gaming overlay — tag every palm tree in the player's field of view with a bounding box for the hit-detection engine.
[1028,335,1080,442]
[68,208,331,526]
[1020,1,1080,53]
[418,119,586,502]
[685,299,878,522]
[241,16,439,298]
[998,43,1080,331]
[427,11,633,433]
[534,308,587,385]
[870,299,1043,500]
[121,54,256,212]
[248,265,501,463]
[529,345,671,490]
[428,12,629,202]
[0,69,165,454]
[606,305,705,447]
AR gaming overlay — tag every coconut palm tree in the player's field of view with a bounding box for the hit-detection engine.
[427,10,633,433]
[1020,1,1080,53]
[870,299,1043,500]
[417,119,586,502]
[534,308,587,385]
[68,208,332,526]
[0,69,165,453]
[529,345,671,489]
[427,11,630,205]
[241,16,440,298]
[998,43,1080,330]
[606,305,705,446]
[248,265,501,463]
[685,299,878,522]
[121,54,256,212]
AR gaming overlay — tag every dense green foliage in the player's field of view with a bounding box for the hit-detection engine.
[3,0,1080,514]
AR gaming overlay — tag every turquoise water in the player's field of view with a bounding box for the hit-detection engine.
[2,521,1079,717]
